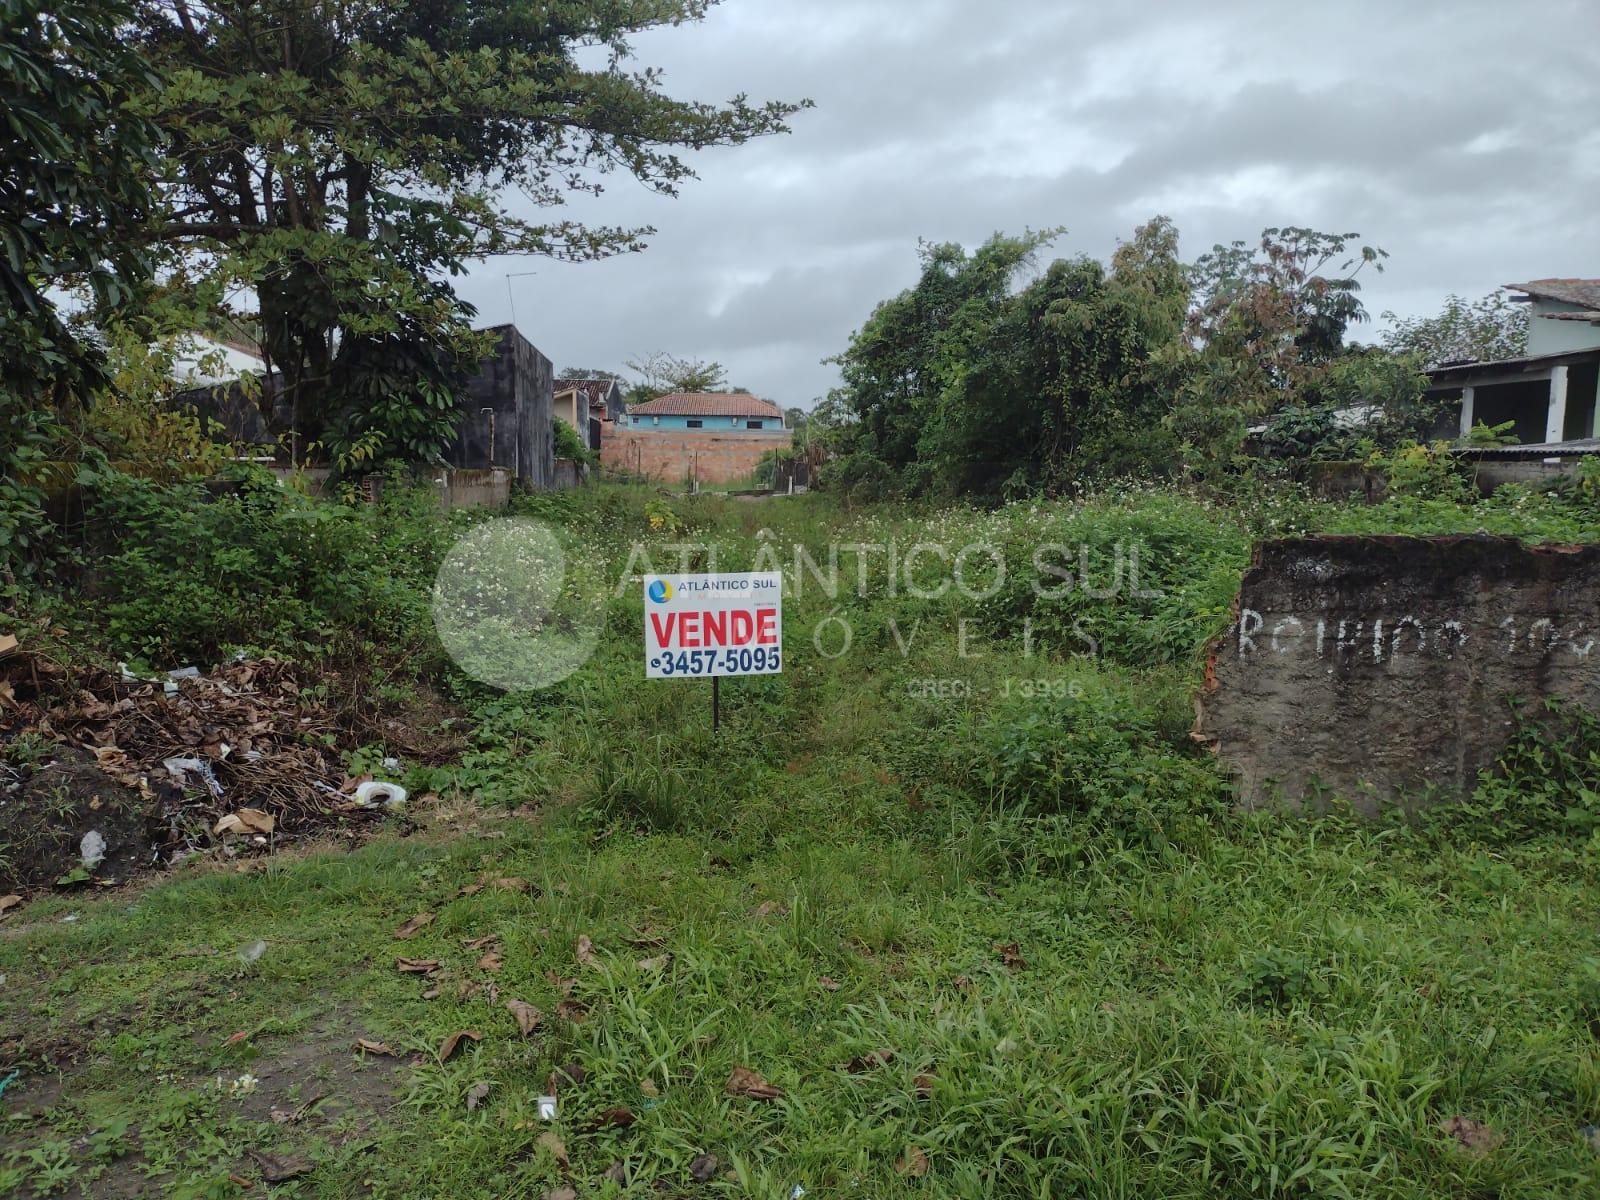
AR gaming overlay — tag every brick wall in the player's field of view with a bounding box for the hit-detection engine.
[600,426,793,485]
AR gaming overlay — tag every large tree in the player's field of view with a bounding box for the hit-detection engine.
[1187,226,1386,415]
[831,219,1192,496]
[1,0,160,567]
[136,0,806,463]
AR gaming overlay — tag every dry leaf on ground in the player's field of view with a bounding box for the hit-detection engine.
[477,950,504,973]
[993,941,1028,971]
[914,1072,936,1099]
[396,957,439,974]
[356,1038,398,1056]
[818,975,841,992]
[576,934,599,968]
[248,1151,313,1182]
[393,912,435,939]
[842,1048,894,1073]
[725,1066,783,1101]
[554,999,588,1023]
[214,807,275,836]
[505,999,542,1036]
[689,1153,719,1183]
[465,1081,491,1111]
[536,1131,569,1169]
[1440,1116,1502,1157]
[439,1029,482,1061]
[463,934,501,950]
[896,1146,929,1177]
[546,1063,586,1093]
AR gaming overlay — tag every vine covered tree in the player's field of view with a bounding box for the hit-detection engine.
[1,0,161,566]
[137,0,808,463]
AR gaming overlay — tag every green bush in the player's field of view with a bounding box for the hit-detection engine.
[70,467,457,667]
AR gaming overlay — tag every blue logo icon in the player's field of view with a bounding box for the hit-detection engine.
[648,580,673,603]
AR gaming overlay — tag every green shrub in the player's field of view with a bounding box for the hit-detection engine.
[70,467,457,667]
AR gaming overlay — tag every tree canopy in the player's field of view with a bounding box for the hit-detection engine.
[1382,290,1528,368]
[135,0,807,463]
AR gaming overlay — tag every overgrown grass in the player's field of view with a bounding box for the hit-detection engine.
[4,480,1600,1197]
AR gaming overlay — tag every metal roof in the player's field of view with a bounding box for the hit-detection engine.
[1426,345,1600,381]
[1452,437,1600,461]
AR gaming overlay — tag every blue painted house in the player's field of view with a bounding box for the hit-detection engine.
[623,392,784,431]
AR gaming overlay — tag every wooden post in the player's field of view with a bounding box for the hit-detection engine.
[1546,366,1569,443]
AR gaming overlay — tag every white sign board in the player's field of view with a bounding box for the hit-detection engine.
[644,572,783,678]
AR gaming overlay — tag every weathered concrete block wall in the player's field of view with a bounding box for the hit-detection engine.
[448,324,553,487]
[600,427,793,485]
[1196,535,1600,811]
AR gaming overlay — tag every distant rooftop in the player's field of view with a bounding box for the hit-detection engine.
[1505,278,1600,310]
[629,392,782,419]
[554,378,621,406]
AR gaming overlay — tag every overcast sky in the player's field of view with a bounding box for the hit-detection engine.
[455,0,1600,409]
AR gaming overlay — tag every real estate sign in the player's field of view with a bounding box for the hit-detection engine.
[644,572,783,678]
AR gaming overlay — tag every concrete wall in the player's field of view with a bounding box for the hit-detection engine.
[601,426,793,485]
[447,324,553,487]
[1529,298,1600,355]
[1195,535,1600,812]
[551,458,589,490]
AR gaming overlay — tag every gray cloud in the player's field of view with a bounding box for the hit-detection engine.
[454,0,1600,406]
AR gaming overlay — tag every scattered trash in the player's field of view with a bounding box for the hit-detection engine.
[0,1068,20,1098]
[381,756,401,771]
[0,894,21,917]
[1582,1124,1600,1153]
[237,939,267,964]
[0,633,18,658]
[168,666,201,682]
[61,913,78,923]
[536,1094,559,1121]
[213,808,274,837]
[79,830,107,869]
[354,780,408,811]
[164,757,224,799]
[789,1186,806,1200]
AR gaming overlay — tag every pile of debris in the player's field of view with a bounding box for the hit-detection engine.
[0,642,443,892]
